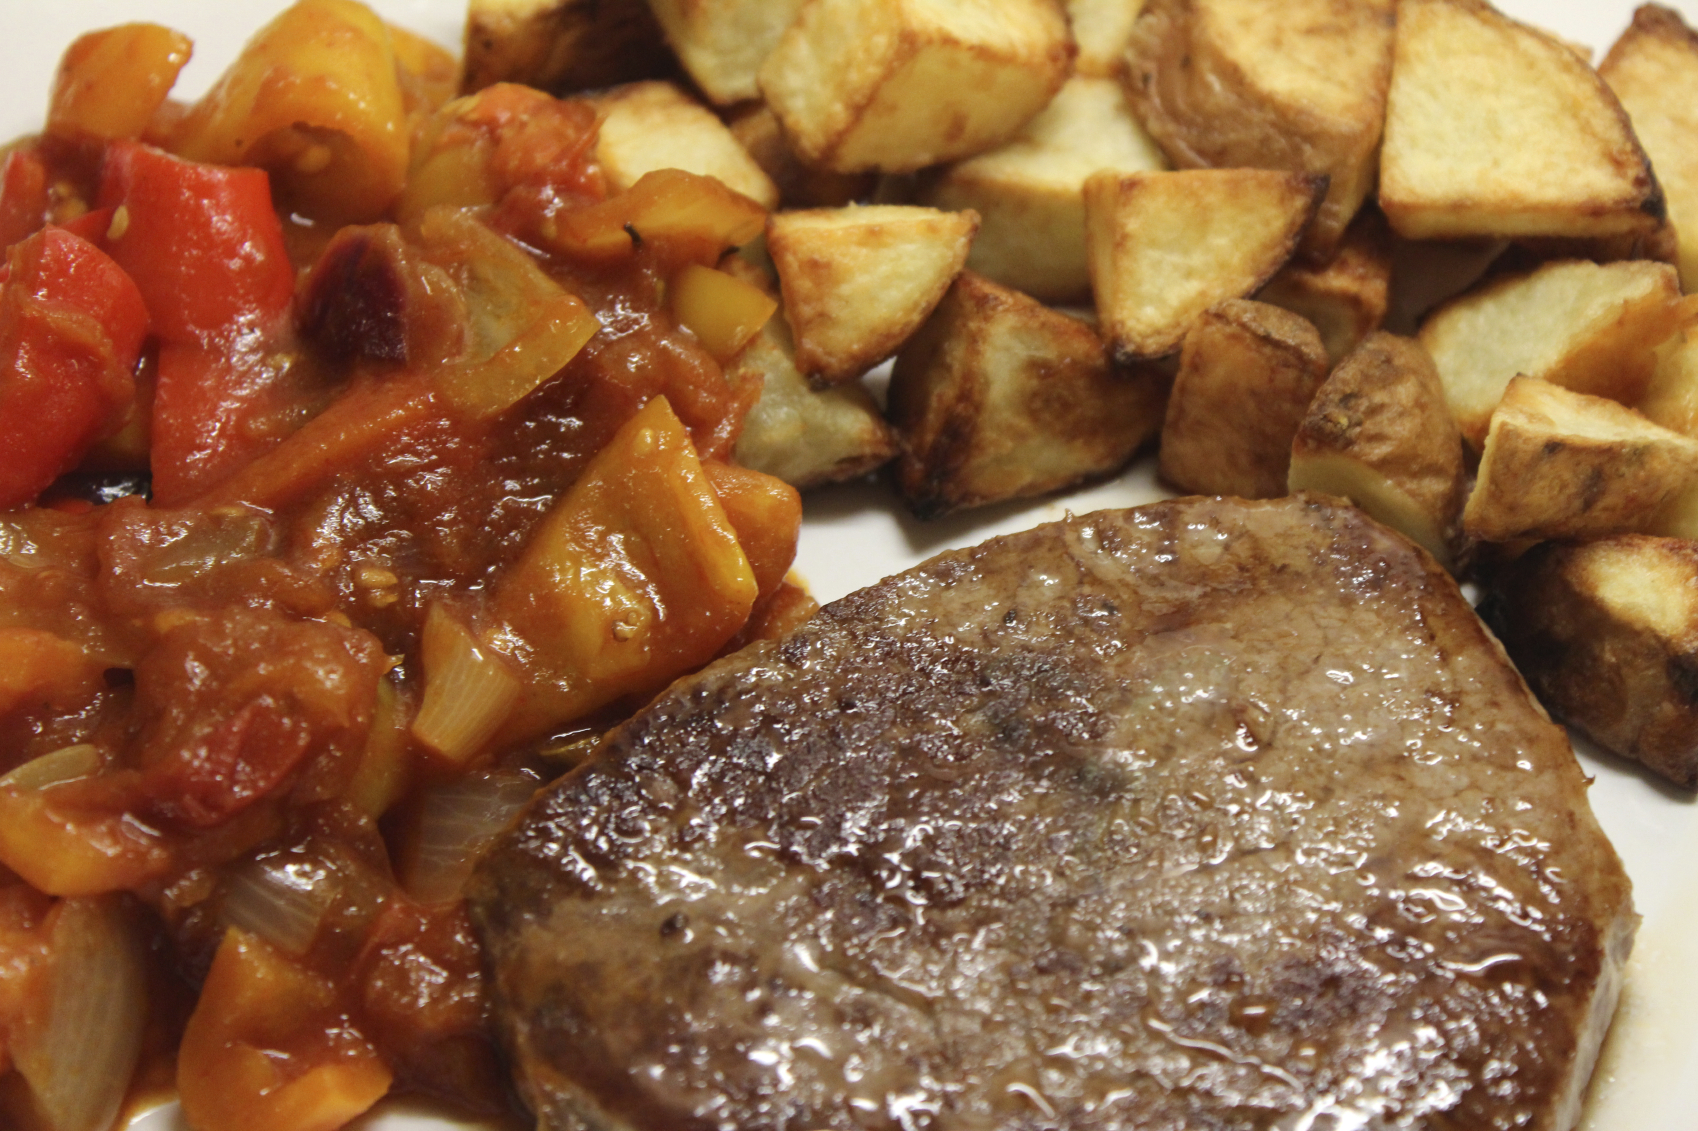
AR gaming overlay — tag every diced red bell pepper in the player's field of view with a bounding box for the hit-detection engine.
[97,140,299,503]
[0,226,148,510]
[97,140,293,345]
[148,340,302,509]
[0,148,49,252]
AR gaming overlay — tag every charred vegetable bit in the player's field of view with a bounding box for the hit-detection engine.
[0,3,795,1129]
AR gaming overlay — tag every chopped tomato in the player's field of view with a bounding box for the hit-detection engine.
[0,226,148,510]
[131,607,387,830]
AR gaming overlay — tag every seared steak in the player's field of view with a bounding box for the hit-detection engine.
[470,495,1634,1131]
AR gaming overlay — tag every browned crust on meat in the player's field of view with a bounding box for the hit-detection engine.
[473,495,1633,1131]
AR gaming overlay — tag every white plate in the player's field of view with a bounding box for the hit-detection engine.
[0,2,1693,1128]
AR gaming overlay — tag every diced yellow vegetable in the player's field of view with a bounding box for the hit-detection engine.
[669,263,778,362]
[548,168,768,265]
[47,24,192,142]
[494,396,759,736]
[179,929,393,1131]
[701,460,802,598]
[171,0,410,223]
[0,628,104,716]
[0,782,173,896]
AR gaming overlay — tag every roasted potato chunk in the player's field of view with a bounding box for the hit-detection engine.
[1257,210,1392,364]
[1158,299,1329,498]
[647,0,807,105]
[727,104,875,209]
[766,204,977,386]
[920,75,1167,304]
[1602,5,1698,292]
[1068,0,1146,78]
[592,81,778,208]
[1084,168,1322,362]
[462,0,674,94]
[731,311,898,489]
[889,271,1165,518]
[1420,258,1686,449]
[1122,0,1395,258]
[1288,332,1465,567]
[1380,0,1662,241]
[758,0,1072,173]
[1486,535,1698,788]
[1464,376,1698,543]
[1639,319,1698,437]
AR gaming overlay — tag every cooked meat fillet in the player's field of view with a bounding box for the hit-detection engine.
[470,495,1634,1131]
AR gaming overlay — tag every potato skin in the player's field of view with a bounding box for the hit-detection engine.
[1420,258,1685,450]
[1485,535,1698,788]
[731,310,899,490]
[759,0,1072,173]
[1123,0,1395,258]
[766,204,978,387]
[1599,4,1698,290]
[1288,331,1465,564]
[462,0,675,95]
[1381,0,1663,241]
[889,271,1165,518]
[1463,376,1698,543]
[1257,210,1392,364]
[1158,298,1329,498]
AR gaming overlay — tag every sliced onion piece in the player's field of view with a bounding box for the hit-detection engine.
[220,857,334,956]
[14,896,147,1131]
[411,604,520,764]
[404,771,538,905]
[0,744,101,791]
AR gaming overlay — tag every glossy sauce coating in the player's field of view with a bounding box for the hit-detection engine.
[473,495,1633,1131]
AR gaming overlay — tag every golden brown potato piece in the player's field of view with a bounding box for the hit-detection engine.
[1068,0,1146,78]
[758,0,1072,173]
[731,311,899,489]
[766,204,978,386]
[727,104,875,209]
[1256,210,1392,364]
[462,0,675,94]
[1463,376,1698,543]
[1419,258,1686,450]
[1639,316,1698,437]
[1288,333,1465,567]
[1486,535,1698,788]
[888,271,1166,518]
[1084,168,1322,362]
[1380,0,1662,241]
[1602,5,1698,292]
[592,81,779,209]
[920,75,1166,304]
[647,0,807,105]
[1122,0,1395,258]
[1158,299,1329,498]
